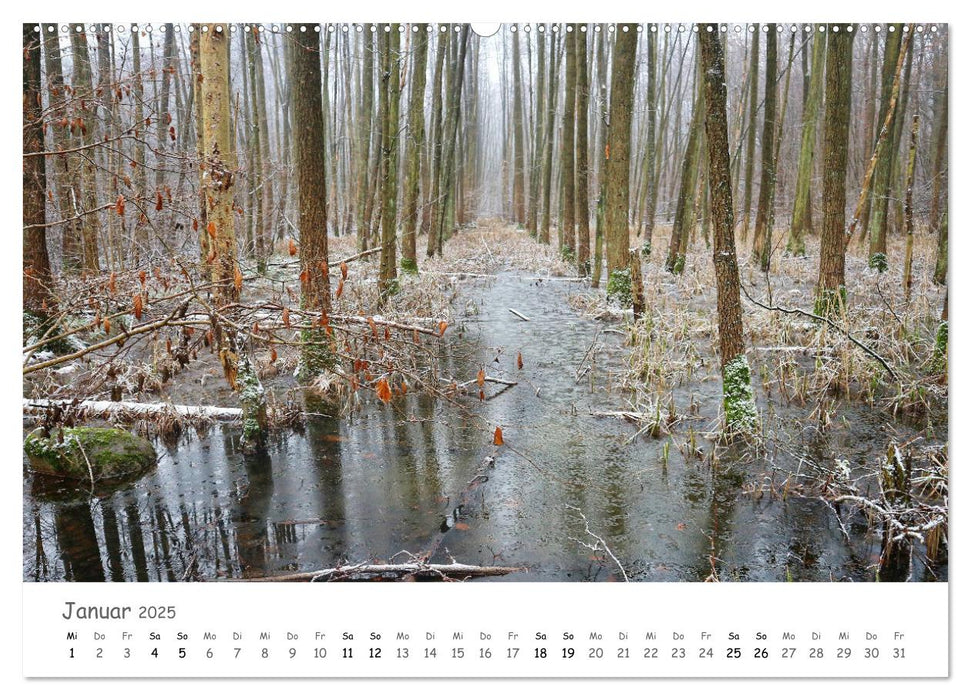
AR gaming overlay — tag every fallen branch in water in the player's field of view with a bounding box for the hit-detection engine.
[508,308,531,322]
[456,375,518,390]
[238,562,523,582]
[23,398,243,422]
[740,283,899,381]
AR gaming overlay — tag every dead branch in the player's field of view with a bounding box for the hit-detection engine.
[740,283,899,381]
[238,562,523,582]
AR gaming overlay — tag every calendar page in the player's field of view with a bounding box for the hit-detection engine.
[16,0,956,691]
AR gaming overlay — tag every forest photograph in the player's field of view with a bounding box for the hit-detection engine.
[22,23,947,583]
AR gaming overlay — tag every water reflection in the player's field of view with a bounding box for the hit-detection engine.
[23,273,946,582]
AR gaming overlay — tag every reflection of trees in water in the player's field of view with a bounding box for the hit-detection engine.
[55,502,103,582]
[234,451,274,577]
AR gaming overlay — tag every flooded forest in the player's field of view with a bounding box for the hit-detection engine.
[23,23,948,583]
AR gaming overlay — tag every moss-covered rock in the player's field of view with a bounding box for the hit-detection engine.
[606,269,633,308]
[722,355,758,433]
[24,427,157,482]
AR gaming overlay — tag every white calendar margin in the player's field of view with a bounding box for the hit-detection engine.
[22,582,948,678]
[5,0,965,694]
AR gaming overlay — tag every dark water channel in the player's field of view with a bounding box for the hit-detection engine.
[23,272,944,582]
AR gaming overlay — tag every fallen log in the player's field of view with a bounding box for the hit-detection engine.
[23,398,243,422]
[239,562,524,582]
[508,308,531,322]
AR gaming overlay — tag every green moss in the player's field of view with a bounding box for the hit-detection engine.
[671,254,685,275]
[24,427,157,482]
[722,355,758,433]
[298,327,334,382]
[606,269,633,308]
[868,252,889,273]
[560,246,576,265]
[785,237,806,257]
[237,355,267,453]
[932,321,947,373]
[640,240,652,258]
[400,257,419,275]
[813,286,847,319]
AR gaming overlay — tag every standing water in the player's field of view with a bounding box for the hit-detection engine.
[23,272,942,582]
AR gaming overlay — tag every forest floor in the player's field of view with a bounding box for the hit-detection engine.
[29,221,947,427]
[23,222,949,582]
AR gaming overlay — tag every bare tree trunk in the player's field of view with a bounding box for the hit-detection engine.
[511,28,526,226]
[356,27,375,251]
[788,29,825,256]
[698,24,756,432]
[575,25,591,275]
[815,23,855,317]
[604,25,637,303]
[23,24,55,315]
[401,24,429,272]
[69,25,101,274]
[740,25,759,243]
[199,24,238,308]
[867,25,904,270]
[378,24,402,301]
[751,24,777,273]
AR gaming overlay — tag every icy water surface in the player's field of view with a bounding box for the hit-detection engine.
[23,272,945,582]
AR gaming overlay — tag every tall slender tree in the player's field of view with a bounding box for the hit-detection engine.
[698,24,757,431]
[815,23,855,316]
[739,25,760,242]
[751,24,777,272]
[23,24,55,315]
[559,26,577,257]
[199,24,238,309]
[604,25,637,302]
[511,27,526,225]
[378,24,402,300]
[575,25,591,274]
[788,29,826,256]
[867,24,904,270]
[401,24,429,272]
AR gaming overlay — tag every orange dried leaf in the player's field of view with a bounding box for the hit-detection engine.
[207,221,217,238]
[517,351,524,370]
[367,317,378,338]
[438,321,448,337]
[115,194,125,217]
[155,191,163,211]
[493,427,504,446]
[103,318,111,334]
[453,522,470,531]
[335,278,344,299]
[282,307,291,328]
[288,238,297,256]
[133,293,143,320]
[270,347,278,363]
[376,377,392,403]
[340,261,348,280]
[476,368,485,387]
[192,218,199,232]
[233,266,243,293]
[108,272,117,294]
[139,269,146,286]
